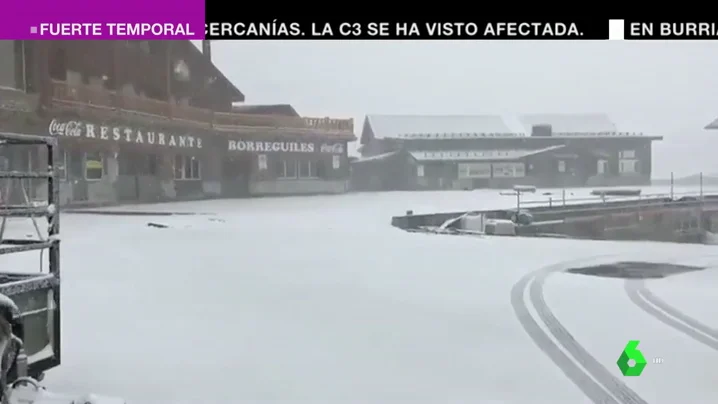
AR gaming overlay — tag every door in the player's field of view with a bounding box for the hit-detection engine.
[68,150,88,201]
[221,156,251,197]
[116,152,140,202]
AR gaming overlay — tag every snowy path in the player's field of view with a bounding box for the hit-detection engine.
[3,187,717,403]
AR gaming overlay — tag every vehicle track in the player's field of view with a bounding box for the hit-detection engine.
[625,279,718,350]
[511,257,648,404]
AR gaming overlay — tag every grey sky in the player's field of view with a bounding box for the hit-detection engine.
[196,40,718,178]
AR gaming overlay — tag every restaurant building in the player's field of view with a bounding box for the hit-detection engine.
[351,114,662,191]
[0,40,354,205]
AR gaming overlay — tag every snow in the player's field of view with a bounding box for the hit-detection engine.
[1,185,717,403]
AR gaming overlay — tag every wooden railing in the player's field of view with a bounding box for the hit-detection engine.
[49,81,354,135]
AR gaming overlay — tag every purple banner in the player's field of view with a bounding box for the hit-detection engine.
[2,0,205,39]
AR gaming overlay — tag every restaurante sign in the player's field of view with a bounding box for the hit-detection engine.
[228,140,344,154]
[48,119,203,149]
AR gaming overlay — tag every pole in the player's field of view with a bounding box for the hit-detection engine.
[562,189,566,206]
[700,172,704,200]
[670,172,674,199]
[516,191,521,211]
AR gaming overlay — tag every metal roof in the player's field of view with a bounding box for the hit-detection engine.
[409,145,565,162]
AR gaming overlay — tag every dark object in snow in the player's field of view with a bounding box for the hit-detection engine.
[406,210,413,216]
[147,222,169,229]
[590,189,642,197]
[566,261,704,279]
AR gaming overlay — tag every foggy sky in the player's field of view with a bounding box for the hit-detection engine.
[196,40,718,178]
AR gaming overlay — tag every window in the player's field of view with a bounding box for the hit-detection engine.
[147,154,158,176]
[278,158,298,179]
[298,160,318,179]
[119,153,158,176]
[332,155,341,169]
[257,154,267,170]
[277,159,323,179]
[619,159,638,174]
[417,165,425,177]
[84,152,104,180]
[491,163,525,178]
[597,159,608,175]
[316,160,327,179]
[174,155,201,180]
[458,163,490,178]
[557,160,566,173]
[56,150,68,181]
[620,150,636,159]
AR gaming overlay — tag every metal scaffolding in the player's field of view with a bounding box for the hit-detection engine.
[0,131,61,378]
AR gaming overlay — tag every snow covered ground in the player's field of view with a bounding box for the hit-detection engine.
[3,185,718,403]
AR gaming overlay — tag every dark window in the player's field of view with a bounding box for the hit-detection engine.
[316,161,325,178]
[48,47,67,81]
[298,160,312,178]
[284,159,297,178]
[147,154,158,176]
[175,155,201,180]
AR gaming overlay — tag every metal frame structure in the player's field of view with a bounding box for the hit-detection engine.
[0,131,61,378]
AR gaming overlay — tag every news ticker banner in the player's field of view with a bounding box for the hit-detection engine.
[6,0,205,39]
[2,7,718,41]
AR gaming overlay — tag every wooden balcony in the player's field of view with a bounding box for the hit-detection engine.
[49,81,354,136]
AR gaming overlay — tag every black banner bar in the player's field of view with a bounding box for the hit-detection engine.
[204,17,609,40]
[624,20,718,40]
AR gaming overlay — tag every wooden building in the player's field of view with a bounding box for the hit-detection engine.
[352,114,662,191]
[0,41,354,205]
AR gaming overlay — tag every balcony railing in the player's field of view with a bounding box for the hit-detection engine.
[49,81,354,135]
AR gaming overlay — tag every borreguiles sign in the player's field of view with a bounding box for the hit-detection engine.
[48,119,203,149]
[228,140,344,154]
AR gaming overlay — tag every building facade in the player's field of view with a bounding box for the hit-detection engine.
[351,114,662,191]
[0,41,354,205]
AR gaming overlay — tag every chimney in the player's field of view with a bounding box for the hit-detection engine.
[531,124,552,137]
[201,40,211,61]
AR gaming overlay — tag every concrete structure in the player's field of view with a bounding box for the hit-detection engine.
[0,41,354,205]
[352,114,662,191]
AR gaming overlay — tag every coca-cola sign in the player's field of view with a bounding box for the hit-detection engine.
[320,143,344,154]
[48,119,203,149]
[228,140,344,154]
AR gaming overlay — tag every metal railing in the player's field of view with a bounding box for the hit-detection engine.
[49,81,354,135]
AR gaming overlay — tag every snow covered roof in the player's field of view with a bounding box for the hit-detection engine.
[360,114,661,144]
[518,114,617,134]
[362,113,625,142]
[363,115,525,143]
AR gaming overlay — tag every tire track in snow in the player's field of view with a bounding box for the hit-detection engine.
[511,257,648,404]
[625,279,718,350]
